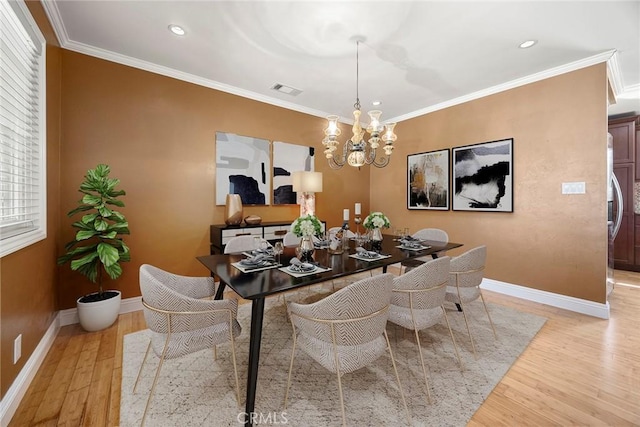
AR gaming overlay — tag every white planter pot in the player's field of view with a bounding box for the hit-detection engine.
[77,290,121,332]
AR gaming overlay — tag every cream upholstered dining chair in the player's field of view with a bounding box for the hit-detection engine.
[444,245,496,357]
[284,273,410,427]
[224,235,259,254]
[135,264,241,426]
[282,231,301,247]
[388,256,462,403]
[401,228,449,273]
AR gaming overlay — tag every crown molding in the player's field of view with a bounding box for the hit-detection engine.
[41,2,619,125]
[606,50,624,97]
[390,49,617,123]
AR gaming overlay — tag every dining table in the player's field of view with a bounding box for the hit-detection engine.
[197,234,463,426]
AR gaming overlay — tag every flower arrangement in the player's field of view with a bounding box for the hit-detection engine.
[291,214,323,237]
[363,212,391,230]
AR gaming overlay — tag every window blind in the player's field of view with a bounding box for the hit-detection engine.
[0,0,46,256]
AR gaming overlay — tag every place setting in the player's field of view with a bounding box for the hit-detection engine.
[279,257,332,277]
[396,235,432,251]
[349,246,392,262]
[232,241,284,273]
[231,253,282,273]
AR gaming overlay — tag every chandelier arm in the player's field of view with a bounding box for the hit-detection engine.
[328,157,344,170]
[371,155,390,168]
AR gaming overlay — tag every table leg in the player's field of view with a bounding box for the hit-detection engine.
[244,297,265,426]
[214,282,227,300]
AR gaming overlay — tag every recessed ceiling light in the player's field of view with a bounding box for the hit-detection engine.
[372,100,382,106]
[519,40,537,49]
[168,24,185,36]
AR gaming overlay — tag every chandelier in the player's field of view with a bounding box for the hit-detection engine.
[322,40,397,169]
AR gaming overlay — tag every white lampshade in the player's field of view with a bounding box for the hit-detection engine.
[292,171,323,193]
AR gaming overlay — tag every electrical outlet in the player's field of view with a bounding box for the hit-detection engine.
[14,334,22,364]
[562,182,586,194]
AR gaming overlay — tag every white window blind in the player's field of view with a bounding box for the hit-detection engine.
[0,0,46,257]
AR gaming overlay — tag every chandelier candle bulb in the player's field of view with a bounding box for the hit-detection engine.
[343,209,349,221]
[355,203,361,215]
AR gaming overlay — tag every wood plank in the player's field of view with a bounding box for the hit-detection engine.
[31,331,86,424]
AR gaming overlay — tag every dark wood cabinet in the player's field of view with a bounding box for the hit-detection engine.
[609,115,640,270]
[613,163,634,267]
[609,117,636,164]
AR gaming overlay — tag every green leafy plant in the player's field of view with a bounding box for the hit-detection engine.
[57,164,130,298]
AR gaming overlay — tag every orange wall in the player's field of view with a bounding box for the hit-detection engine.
[0,1,61,398]
[58,50,370,309]
[371,65,608,303]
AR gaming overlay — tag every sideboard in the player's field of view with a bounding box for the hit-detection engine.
[209,221,326,254]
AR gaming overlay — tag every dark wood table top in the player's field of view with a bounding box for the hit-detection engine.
[197,236,463,300]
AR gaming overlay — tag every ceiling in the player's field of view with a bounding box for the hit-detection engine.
[43,1,640,123]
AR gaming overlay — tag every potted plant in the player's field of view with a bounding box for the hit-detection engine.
[57,164,130,331]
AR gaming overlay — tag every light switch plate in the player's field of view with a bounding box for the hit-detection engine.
[562,182,586,194]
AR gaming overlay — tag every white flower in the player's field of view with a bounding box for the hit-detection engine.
[363,212,391,229]
[292,214,322,237]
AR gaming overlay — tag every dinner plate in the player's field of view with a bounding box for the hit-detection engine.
[358,251,380,259]
[240,259,271,267]
[288,263,317,273]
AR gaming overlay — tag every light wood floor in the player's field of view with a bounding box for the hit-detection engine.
[9,271,640,426]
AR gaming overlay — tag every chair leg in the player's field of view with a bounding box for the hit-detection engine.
[213,345,218,361]
[441,306,464,370]
[413,328,433,404]
[141,336,170,426]
[283,326,298,409]
[335,367,347,427]
[459,301,477,359]
[229,331,241,406]
[133,340,152,393]
[479,292,497,340]
[384,330,411,426]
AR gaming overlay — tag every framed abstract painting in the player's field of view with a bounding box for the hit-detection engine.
[452,138,513,212]
[407,149,449,210]
[215,132,271,205]
[272,141,315,205]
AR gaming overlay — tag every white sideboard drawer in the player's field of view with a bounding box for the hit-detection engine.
[221,228,262,245]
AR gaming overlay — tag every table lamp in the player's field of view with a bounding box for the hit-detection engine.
[292,171,323,216]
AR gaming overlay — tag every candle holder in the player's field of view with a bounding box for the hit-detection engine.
[354,214,362,236]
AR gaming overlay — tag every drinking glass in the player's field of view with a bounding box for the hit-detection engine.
[253,236,261,252]
[273,241,284,264]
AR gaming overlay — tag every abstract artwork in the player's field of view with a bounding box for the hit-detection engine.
[407,149,449,210]
[272,141,315,205]
[215,132,271,205]
[452,138,513,212]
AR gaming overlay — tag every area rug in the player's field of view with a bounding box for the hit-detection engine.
[120,286,546,426]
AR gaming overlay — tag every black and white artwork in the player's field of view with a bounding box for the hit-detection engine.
[452,138,513,212]
[407,149,449,210]
[215,132,271,205]
[272,141,315,205]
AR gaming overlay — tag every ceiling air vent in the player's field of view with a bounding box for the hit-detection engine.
[270,83,302,97]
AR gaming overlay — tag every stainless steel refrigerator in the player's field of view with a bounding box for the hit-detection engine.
[608,132,624,297]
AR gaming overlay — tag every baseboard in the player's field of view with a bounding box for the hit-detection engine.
[0,314,61,427]
[481,278,610,319]
[59,295,143,326]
